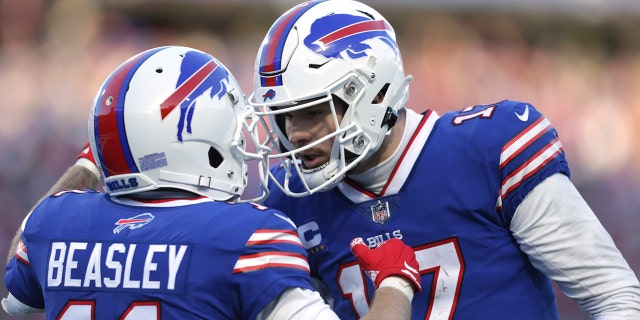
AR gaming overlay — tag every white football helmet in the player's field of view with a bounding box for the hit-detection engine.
[250,0,412,197]
[89,46,270,202]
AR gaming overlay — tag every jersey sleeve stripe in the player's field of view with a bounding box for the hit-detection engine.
[15,240,29,266]
[500,117,551,169]
[500,139,563,201]
[232,252,310,273]
[246,229,303,246]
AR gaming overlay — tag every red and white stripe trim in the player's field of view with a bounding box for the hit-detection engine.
[15,240,29,266]
[499,138,563,204]
[500,117,552,169]
[233,251,309,273]
[246,229,303,246]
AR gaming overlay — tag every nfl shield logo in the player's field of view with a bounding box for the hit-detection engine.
[370,201,391,224]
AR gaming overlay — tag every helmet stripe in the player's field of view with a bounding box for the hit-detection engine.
[160,59,218,119]
[258,0,324,87]
[318,20,391,46]
[94,47,167,178]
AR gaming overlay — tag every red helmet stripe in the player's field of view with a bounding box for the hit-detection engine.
[260,4,307,73]
[318,20,389,45]
[94,48,164,177]
[160,59,218,119]
[258,1,323,82]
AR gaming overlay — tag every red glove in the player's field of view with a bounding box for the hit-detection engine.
[76,141,101,180]
[77,141,96,165]
[350,237,421,292]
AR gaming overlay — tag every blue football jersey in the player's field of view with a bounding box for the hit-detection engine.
[264,100,570,320]
[5,190,313,319]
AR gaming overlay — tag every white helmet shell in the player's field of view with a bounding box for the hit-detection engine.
[250,0,411,196]
[90,46,269,202]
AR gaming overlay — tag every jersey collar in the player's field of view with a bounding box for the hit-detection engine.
[338,109,439,203]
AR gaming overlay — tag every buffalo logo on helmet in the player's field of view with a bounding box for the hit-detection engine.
[304,14,397,60]
[262,88,276,102]
[160,51,231,141]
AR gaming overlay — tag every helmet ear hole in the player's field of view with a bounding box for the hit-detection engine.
[208,147,223,168]
[331,94,348,116]
[373,84,389,104]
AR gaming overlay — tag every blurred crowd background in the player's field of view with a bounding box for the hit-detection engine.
[1,0,639,319]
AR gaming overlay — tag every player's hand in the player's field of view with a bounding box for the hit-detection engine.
[75,141,101,180]
[77,141,96,165]
[350,237,421,292]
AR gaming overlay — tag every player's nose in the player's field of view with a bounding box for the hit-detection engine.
[285,113,313,145]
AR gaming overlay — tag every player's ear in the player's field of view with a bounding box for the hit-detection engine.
[372,84,388,104]
[373,93,384,103]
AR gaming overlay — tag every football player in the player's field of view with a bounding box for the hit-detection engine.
[3,46,420,319]
[249,0,640,319]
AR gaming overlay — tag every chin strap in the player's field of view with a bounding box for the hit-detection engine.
[382,74,413,129]
[381,106,398,129]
